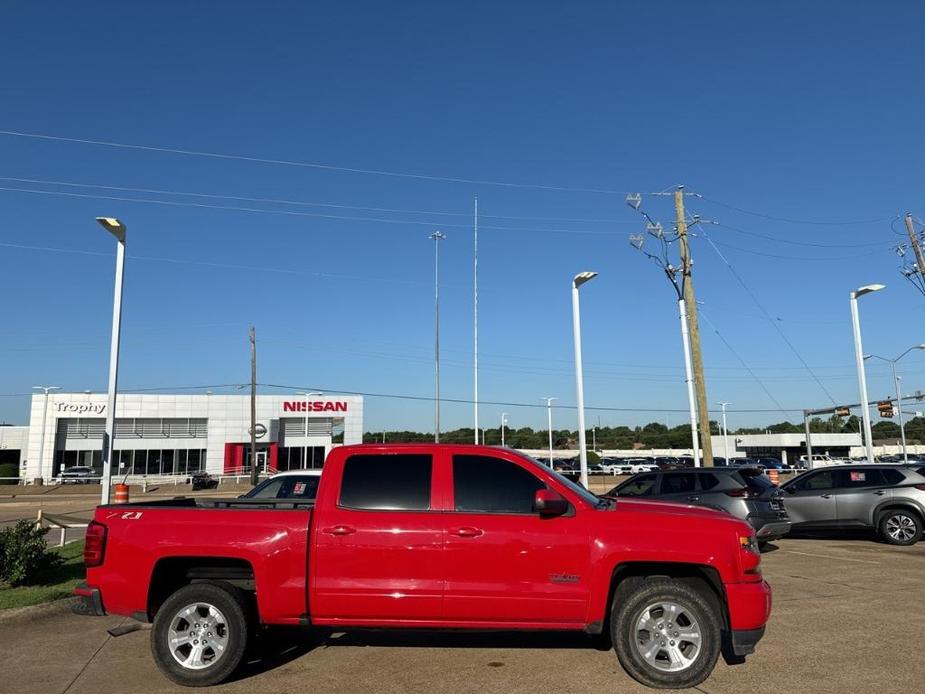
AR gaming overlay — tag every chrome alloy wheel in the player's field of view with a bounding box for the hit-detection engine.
[633,601,702,672]
[166,602,230,670]
[886,514,917,543]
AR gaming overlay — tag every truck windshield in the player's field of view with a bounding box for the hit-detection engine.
[514,452,601,508]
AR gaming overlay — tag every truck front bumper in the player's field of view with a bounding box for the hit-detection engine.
[726,579,772,631]
[72,582,106,617]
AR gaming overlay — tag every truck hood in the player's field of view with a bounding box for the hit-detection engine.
[612,497,747,527]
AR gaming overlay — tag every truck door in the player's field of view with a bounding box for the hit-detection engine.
[441,453,590,624]
[309,452,444,622]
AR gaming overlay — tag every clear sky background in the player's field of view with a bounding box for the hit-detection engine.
[1,1,923,433]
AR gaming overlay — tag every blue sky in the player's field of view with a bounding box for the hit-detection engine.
[1,1,924,433]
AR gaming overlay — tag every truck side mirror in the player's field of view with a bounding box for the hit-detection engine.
[534,489,568,517]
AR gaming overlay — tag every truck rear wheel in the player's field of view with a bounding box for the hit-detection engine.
[151,582,250,687]
[610,577,721,689]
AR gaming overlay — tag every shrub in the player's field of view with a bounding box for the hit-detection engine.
[586,450,601,464]
[0,520,63,587]
[0,462,18,485]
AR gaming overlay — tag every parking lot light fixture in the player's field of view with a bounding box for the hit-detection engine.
[849,284,884,464]
[542,397,557,467]
[572,272,597,488]
[500,412,508,447]
[96,217,127,505]
[717,402,731,461]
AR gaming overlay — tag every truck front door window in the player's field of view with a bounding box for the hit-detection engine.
[453,455,544,513]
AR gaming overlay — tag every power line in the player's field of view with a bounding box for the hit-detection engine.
[712,221,889,249]
[698,195,892,226]
[0,186,620,235]
[0,175,644,225]
[0,129,634,195]
[0,241,436,286]
[698,229,839,405]
[256,382,807,414]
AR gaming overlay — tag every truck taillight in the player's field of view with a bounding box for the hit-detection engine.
[84,521,107,567]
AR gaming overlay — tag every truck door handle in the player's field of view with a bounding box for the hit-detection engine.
[821,494,832,499]
[687,496,700,502]
[451,527,483,538]
[322,525,356,536]
[874,490,886,496]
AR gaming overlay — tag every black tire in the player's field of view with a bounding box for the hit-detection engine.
[610,578,721,689]
[151,582,250,687]
[878,509,923,546]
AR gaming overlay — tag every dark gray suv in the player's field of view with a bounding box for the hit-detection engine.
[606,468,791,542]
[780,465,925,545]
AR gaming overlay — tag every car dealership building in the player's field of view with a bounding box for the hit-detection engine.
[19,392,363,482]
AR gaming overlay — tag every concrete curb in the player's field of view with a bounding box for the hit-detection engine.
[0,596,78,624]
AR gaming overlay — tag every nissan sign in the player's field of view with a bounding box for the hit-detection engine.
[283,401,347,413]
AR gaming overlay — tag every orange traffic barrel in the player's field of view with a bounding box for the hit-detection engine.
[113,483,130,504]
[767,469,779,485]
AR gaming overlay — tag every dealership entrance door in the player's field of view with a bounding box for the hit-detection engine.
[223,442,278,473]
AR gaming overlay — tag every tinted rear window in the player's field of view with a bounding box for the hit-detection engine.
[699,472,722,491]
[740,471,775,491]
[660,473,697,494]
[339,454,431,510]
[617,473,658,497]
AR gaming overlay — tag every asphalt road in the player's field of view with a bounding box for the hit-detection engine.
[2,533,922,694]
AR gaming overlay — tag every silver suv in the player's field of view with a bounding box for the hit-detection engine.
[607,468,791,542]
[780,465,925,545]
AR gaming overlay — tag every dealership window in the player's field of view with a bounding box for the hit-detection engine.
[122,448,205,476]
[278,446,326,471]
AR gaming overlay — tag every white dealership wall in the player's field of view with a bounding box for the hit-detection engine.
[24,393,363,480]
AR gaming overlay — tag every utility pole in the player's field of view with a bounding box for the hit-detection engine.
[905,213,925,280]
[249,326,258,486]
[675,187,714,466]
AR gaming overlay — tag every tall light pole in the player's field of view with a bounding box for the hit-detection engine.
[717,402,731,461]
[865,343,925,463]
[542,397,557,466]
[96,217,126,505]
[430,231,446,442]
[473,197,479,444]
[572,271,597,488]
[500,412,508,447]
[32,385,60,480]
[850,284,885,463]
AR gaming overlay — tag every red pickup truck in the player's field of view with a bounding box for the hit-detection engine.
[75,444,771,689]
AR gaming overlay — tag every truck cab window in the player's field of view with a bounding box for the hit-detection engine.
[453,455,544,514]
[339,454,432,511]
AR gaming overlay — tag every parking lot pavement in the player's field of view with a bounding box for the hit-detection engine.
[3,535,923,694]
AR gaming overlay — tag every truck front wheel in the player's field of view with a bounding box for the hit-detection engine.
[151,582,250,687]
[611,577,721,689]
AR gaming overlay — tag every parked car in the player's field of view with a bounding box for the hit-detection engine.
[676,456,696,468]
[755,458,788,471]
[713,457,728,467]
[728,458,760,468]
[653,456,680,469]
[190,471,218,491]
[76,443,771,690]
[780,465,925,545]
[797,454,844,469]
[600,459,632,474]
[606,467,791,542]
[59,466,98,484]
[241,470,322,500]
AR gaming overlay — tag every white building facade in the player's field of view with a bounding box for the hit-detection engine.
[23,392,363,481]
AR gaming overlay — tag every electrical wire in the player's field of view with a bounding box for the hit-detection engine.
[712,221,890,249]
[0,129,634,195]
[0,186,619,235]
[698,194,892,226]
[700,236,886,261]
[697,230,840,406]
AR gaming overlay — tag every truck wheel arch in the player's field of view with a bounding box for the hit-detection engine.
[147,557,256,621]
[603,562,729,632]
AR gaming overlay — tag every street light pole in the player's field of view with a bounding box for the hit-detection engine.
[850,284,885,463]
[572,272,597,488]
[32,385,60,480]
[542,397,557,467]
[500,412,508,447]
[718,402,731,461]
[430,231,446,442]
[96,217,126,505]
[865,344,925,464]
